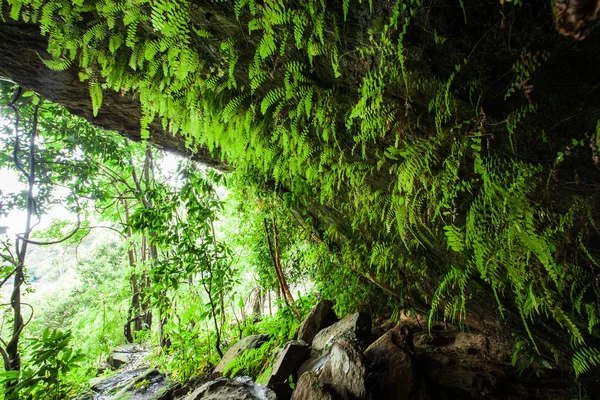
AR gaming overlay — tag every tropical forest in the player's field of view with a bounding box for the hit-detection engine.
[0,0,599,399]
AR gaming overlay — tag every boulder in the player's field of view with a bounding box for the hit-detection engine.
[319,340,366,399]
[290,373,335,400]
[266,341,310,400]
[183,376,276,400]
[298,312,371,379]
[311,312,371,353]
[363,324,414,400]
[78,367,177,400]
[296,300,337,345]
[214,334,271,377]
[296,351,330,378]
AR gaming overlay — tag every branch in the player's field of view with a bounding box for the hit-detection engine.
[83,225,125,237]
[8,87,29,180]
[16,214,81,246]
[0,341,9,370]
[0,266,18,289]
[20,303,34,329]
[0,242,18,267]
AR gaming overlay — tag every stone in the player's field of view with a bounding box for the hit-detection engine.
[107,343,143,369]
[214,334,271,377]
[427,362,503,399]
[319,340,366,399]
[311,312,372,353]
[97,361,112,374]
[454,332,487,355]
[84,367,177,400]
[266,340,310,400]
[183,376,276,400]
[297,351,330,378]
[363,324,414,400]
[290,373,335,400]
[296,300,337,345]
[298,312,371,379]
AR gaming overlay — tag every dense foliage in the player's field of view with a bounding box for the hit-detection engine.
[1,0,600,394]
[0,83,320,396]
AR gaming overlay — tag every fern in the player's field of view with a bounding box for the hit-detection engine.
[573,347,600,376]
[260,88,284,115]
[89,80,103,117]
[443,225,465,253]
[40,56,73,71]
[14,0,600,377]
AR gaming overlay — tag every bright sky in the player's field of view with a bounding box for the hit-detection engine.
[0,112,224,238]
[0,112,78,235]
[0,166,76,235]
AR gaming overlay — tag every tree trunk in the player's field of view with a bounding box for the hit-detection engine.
[1,104,38,398]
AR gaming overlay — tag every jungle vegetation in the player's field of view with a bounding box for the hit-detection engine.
[0,0,600,398]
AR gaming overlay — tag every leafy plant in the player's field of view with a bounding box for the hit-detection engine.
[573,347,600,377]
[511,334,553,378]
[0,329,84,400]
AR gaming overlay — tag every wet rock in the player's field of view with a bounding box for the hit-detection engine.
[296,300,337,345]
[108,343,143,370]
[171,375,213,399]
[290,373,335,400]
[78,367,176,400]
[319,340,366,399]
[182,376,276,400]
[364,324,414,400]
[298,312,371,379]
[297,351,329,378]
[311,312,371,353]
[214,334,271,377]
[266,341,310,399]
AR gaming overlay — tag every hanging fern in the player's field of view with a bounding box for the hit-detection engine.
[573,347,600,376]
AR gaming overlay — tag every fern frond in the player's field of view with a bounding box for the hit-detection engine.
[573,347,600,376]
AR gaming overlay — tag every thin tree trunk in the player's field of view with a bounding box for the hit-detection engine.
[123,198,143,339]
[4,104,38,398]
[272,217,300,318]
[201,270,223,358]
[263,216,300,318]
[220,288,226,330]
[263,218,288,308]
[268,290,272,316]
[252,287,262,319]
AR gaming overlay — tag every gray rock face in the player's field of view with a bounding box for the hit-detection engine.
[214,334,271,377]
[295,300,337,345]
[183,376,276,400]
[364,324,414,400]
[290,373,335,400]
[297,312,371,379]
[311,312,371,353]
[266,341,310,399]
[319,340,366,399]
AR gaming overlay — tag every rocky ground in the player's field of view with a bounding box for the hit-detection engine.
[78,300,592,400]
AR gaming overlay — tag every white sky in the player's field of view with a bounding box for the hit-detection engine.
[0,112,223,237]
[0,149,196,237]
